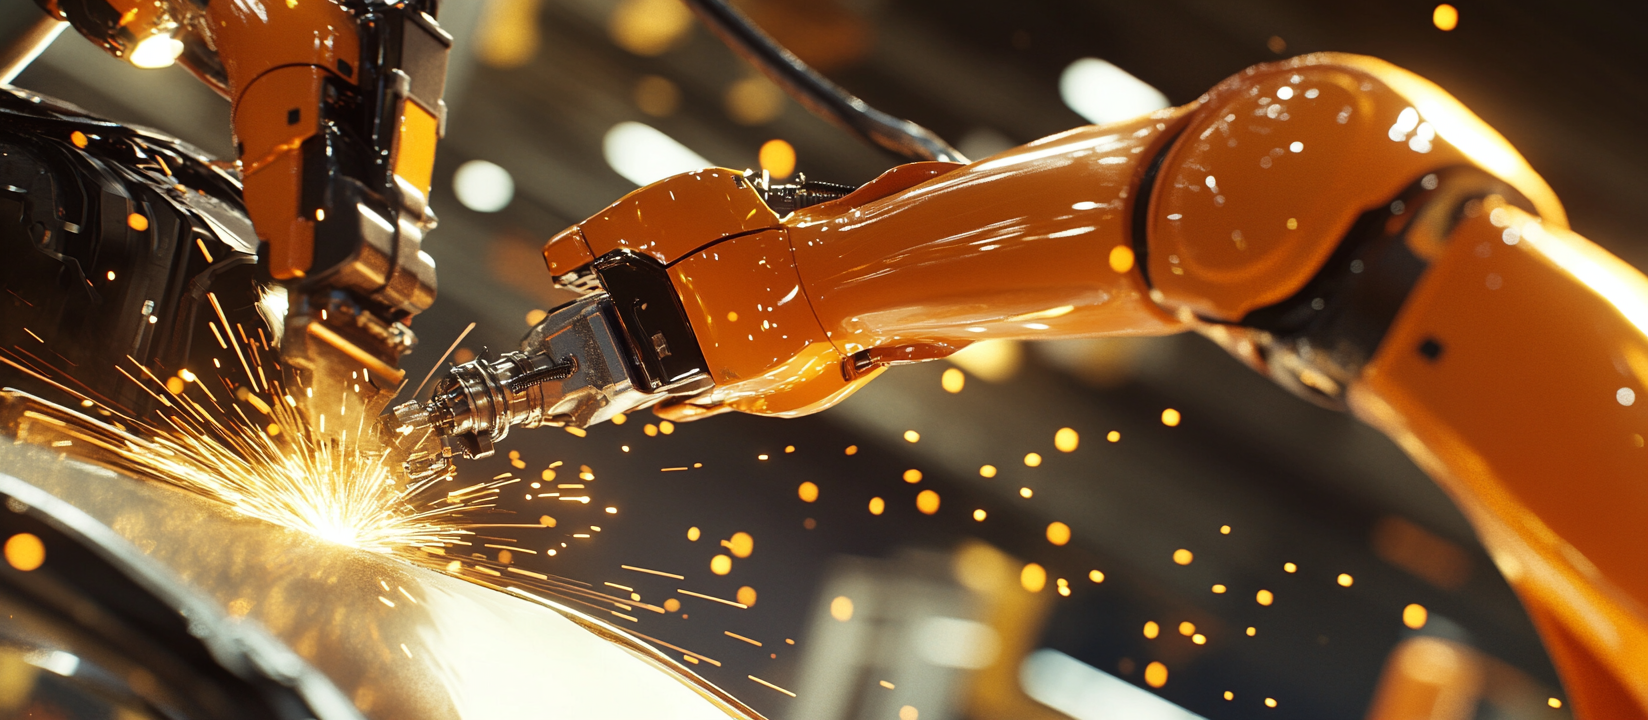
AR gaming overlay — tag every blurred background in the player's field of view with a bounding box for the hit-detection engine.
[14,0,1648,718]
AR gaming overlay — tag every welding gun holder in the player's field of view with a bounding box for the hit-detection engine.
[391,250,713,470]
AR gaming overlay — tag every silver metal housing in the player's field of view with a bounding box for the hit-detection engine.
[389,294,679,464]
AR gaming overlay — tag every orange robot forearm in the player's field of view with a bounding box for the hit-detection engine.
[539,115,1193,418]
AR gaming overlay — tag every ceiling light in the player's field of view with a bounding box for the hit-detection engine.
[602,122,712,187]
[1059,58,1170,126]
[452,160,515,213]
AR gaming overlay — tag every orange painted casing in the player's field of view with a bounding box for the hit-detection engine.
[787,112,1190,358]
[667,229,861,416]
[543,226,596,278]
[1354,202,1648,715]
[196,1,360,98]
[802,161,962,211]
[648,115,1194,418]
[394,99,441,197]
[209,0,360,279]
[576,169,781,266]
[234,64,332,279]
[1147,53,1563,322]
[542,169,785,284]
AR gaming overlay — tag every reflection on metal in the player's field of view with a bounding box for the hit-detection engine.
[0,393,763,720]
[787,550,980,720]
[1366,636,1565,720]
[0,469,364,720]
[678,0,966,164]
[786,543,1052,720]
[389,289,712,476]
[913,616,1001,670]
[1020,650,1202,720]
[1365,637,1484,720]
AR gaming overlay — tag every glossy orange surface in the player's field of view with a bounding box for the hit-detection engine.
[648,113,1191,419]
[196,0,359,100]
[542,226,596,278]
[787,113,1189,357]
[577,169,781,265]
[800,161,961,213]
[1355,201,1648,715]
[64,0,391,280]
[234,64,329,278]
[212,0,359,278]
[395,100,441,197]
[1149,54,1563,322]
[668,229,857,416]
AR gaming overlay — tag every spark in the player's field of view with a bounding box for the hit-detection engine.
[484,544,535,554]
[207,292,256,390]
[677,588,749,608]
[412,321,477,398]
[8,318,755,683]
[748,675,796,697]
[623,564,685,579]
[68,372,481,553]
[3,316,489,557]
[725,631,762,646]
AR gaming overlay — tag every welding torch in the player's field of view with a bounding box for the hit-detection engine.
[384,282,710,481]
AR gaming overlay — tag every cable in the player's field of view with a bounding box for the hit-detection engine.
[680,0,968,164]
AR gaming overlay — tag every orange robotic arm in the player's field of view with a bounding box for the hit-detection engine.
[393,53,1647,716]
[39,0,449,417]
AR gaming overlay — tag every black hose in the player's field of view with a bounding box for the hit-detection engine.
[680,0,968,165]
[506,355,577,394]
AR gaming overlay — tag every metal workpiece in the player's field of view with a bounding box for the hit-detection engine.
[0,464,364,720]
[0,416,759,720]
[388,294,671,466]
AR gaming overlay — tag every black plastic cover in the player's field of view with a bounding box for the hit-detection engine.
[593,250,708,392]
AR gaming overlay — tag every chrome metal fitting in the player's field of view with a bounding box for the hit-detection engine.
[387,294,702,477]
